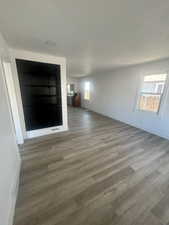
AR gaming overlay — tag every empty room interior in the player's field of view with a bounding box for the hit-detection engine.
[1,1,169,225]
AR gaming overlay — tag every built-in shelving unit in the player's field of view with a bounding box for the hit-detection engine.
[16,59,63,131]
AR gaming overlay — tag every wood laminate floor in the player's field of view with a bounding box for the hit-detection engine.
[14,107,169,225]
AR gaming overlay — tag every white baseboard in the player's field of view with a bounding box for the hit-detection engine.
[7,161,21,225]
[26,125,68,139]
[88,108,169,140]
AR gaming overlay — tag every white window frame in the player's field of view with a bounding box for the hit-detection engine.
[136,73,169,115]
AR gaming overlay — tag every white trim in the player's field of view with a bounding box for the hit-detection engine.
[1,60,24,144]
[88,107,169,140]
[10,52,27,140]
[10,49,68,139]
[7,160,21,225]
[27,125,66,139]
[158,71,169,117]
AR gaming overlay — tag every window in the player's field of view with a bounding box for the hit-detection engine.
[138,74,167,113]
[84,81,90,100]
[67,84,74,96]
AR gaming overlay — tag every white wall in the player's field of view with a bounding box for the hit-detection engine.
[0,33,21,225]
[80,58,169,139]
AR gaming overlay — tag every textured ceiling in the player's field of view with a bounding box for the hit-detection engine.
[1,0,169,77]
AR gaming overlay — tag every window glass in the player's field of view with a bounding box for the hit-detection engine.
[84,82,90,100]
[138,74,167,113]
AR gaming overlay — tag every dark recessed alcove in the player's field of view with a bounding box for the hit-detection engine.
[16,59,62,131]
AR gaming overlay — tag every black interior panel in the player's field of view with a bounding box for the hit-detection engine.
[16,59,62,131]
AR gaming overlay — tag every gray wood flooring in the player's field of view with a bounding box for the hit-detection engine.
[14,107,169,225]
